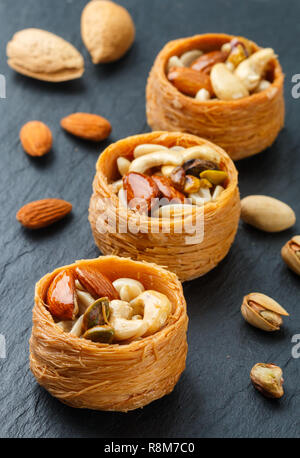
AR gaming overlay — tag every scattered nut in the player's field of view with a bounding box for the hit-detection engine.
[281,235,300,275]
[20,121,52,157]
[81,0,135,63]
[6,28,84,82]
[241,195,296,232]
[250,363,284,398]
[61,113,111,141]
[241,292,289,332]
[16,198,72,229]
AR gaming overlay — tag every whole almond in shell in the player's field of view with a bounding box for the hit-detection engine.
[241,195,296,232]
[6,28,84,82]
[20,121,52,157]
[81,0,135,63]
[16,199,72,229]
[61,112,111,141]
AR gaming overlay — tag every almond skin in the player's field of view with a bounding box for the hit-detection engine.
[16,198,72,229]
[123,172,159,213]
[191,50,229,73]
[81,0,135,63]
[60,112,112,141]
[20,121,52,157]
[167,66,214,97]
[7,28,84,82]
[75,267,119,300]
[152,175,186,203]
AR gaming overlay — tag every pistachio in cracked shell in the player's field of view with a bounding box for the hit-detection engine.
[241,293,289,331]
[6,28,84,82]
[241,195,296,232]
[281,235,300,276]
[81,0,135,64]
[250,363,284,399]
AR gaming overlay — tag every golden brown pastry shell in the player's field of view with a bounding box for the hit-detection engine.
[89,131,240,281]
[146,33,285,160]
[30,255,188,412]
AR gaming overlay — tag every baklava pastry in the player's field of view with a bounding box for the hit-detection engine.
[89,131,240,281]
[146,33,284,160]
[30,256,188,411]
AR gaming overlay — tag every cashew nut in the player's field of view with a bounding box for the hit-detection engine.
[117,157,131,176]
[112,278,145,301]
[235,48,275,91]
[212,185,225,201]
[130,290,172,336]
[118,188,128,208]
[111,179,123,193]
[133,143,168,158]
[76,289,95,314]
[211,63,249,100]
[154,203,194,219]
[180,49,203,67]
[181,145,220,164]
[129,150,183,174]
[69,314,84,337]
[189,187,212,205]
[109,299,147,340]
[167,55,184,71]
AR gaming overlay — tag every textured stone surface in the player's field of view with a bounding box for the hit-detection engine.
[0,0,299,438]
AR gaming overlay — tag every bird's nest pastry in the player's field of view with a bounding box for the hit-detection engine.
[146,33,284,160]
[30,256,188,412]
[89,131,240,281]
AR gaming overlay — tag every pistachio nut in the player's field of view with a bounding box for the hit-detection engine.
[82,297,110,331]
[281,235,300,276]
[250,363,284,399]
[241,293,289,331]
[82,325,114,343]
[199,169,228,185]
[241,195,296,232]
[183,175,201,194]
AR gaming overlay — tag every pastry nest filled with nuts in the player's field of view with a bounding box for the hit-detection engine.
[146,33,284,160]
[89,131,240,281]
[30,256,188,411]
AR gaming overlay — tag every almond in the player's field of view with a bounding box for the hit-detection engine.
[123,172,159,214]
[16,198,72,229]
[152,175,186,203]
[6,28,84,82]
[167,67,214,97]
[75,267,119,300]
[60,112,111,141]
[81,0,135,63]
[20,121,52,157]
[47,269,78,321]
[191,50,229,73]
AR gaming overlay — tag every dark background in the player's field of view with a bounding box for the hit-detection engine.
[0,0,299,439]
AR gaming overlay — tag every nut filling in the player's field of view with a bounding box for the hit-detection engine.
[166,36,275,101]
[46,268,172,343]
[112,143,228,216]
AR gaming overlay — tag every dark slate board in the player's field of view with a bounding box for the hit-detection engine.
[0,0,299,439]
